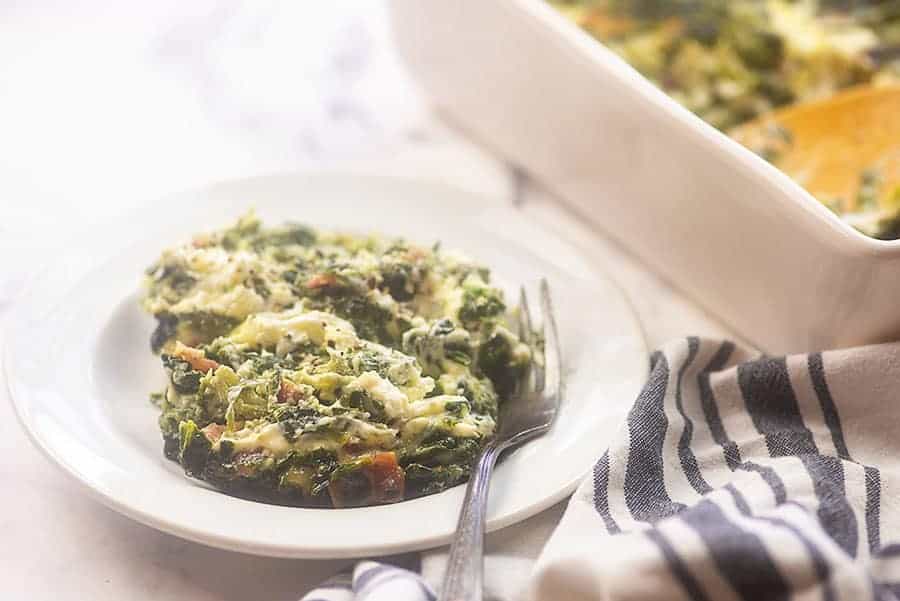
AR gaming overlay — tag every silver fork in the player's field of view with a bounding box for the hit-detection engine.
[439,279,563,601]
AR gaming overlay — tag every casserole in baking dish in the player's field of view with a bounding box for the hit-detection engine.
[553,0,900,239]
[390,0,900,353]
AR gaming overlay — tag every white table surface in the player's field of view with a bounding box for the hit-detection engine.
[0,2,740,599]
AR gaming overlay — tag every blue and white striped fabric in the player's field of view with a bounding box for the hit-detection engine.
[300,561,434,601]
[306,338,900,600]
[535,337,900,601]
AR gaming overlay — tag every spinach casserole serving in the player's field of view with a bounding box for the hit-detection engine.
[142,213,531,507]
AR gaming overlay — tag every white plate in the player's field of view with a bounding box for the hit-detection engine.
[4,173,647,558]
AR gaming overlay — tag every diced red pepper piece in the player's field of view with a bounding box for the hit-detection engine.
[201,423,226,443]
[369,452,405,504]
[277,379,302,403]
[172,341,219,373]
[328,451,405,507]
[305,273,337,289]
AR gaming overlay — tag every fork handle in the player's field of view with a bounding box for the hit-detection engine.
[439,440,503,601]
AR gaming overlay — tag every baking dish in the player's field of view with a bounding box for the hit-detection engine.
[389,0,900,354]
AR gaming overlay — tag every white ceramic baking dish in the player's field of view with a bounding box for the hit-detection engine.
[389,0,900,354]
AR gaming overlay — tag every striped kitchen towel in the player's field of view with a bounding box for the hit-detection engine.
[304,338,900,601]
[301,561,434,601]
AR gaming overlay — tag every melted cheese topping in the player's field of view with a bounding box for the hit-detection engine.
[145,247,274,318]
[223,417,398,458]
[401,394,495,439]
[230,309,357,349]
[227,423,293,455]
[348,372,411,420]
